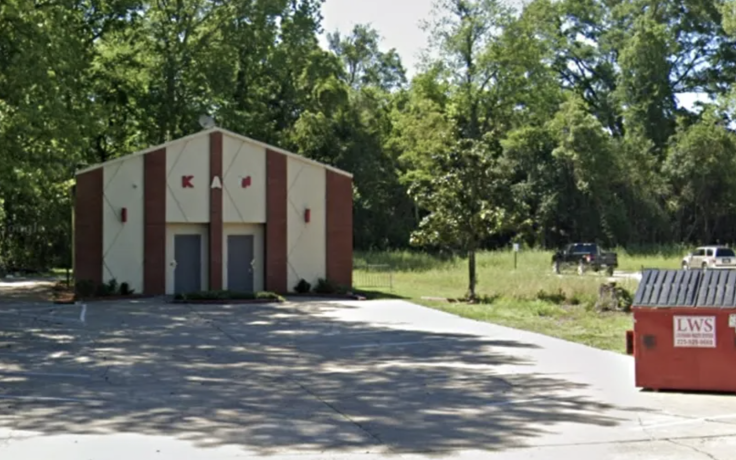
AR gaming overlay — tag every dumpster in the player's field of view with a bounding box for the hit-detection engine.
[632,268,736,392]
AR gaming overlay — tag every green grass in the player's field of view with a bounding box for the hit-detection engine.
[50,247,687,353]
[613,245,686,271]
[353,248,684,354]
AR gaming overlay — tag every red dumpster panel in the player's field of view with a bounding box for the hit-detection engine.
[634,306,736,392]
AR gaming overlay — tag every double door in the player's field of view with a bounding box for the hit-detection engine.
[173,234,255,294]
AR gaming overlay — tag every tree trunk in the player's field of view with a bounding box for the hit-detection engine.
[467,249,477,302]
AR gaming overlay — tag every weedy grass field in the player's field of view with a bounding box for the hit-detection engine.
[353,248,685,353]
[614,245,687,271]
[45,248,685,354]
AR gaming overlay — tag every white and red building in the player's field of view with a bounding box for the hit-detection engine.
[73,127,353,295]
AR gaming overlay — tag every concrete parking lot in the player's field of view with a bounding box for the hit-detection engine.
[1,297,736,459]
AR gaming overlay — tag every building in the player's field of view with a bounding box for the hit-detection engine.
[73,127,353,295]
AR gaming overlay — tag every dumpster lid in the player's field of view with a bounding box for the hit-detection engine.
[696,269,736,307]
[634,269,702,307]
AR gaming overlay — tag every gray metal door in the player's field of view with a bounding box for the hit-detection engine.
[174,235,201,294]
[228,235,255,293]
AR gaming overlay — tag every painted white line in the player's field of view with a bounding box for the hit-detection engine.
[635,412,736,430]
[0,395,101,403]
[80,304,87,323]
[340,340,431,349]
[0,371,91,379]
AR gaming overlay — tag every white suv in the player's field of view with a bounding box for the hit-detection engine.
[682,246,736,270]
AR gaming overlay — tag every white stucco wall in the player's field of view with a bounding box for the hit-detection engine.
[102,155,144,293]
[166,135,210,223]
[223,224,265,292]
[286,158,326,291]
[165,224,209,295]
[223,134,267,223]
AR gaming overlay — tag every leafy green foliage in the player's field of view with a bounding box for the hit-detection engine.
[75,280,96,298]
[119,282,134,296]
[294,279,312,294]
[663,111,736,242]
[5,0,736,274]
[409,139,518,250]
[409,138,520,299]
[74,278,135,298]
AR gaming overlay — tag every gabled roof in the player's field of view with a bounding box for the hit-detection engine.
[75,127,353,178]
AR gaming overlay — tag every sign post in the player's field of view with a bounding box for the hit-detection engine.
[513,243,520,270]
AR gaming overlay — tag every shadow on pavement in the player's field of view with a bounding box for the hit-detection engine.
[0,278,62,304]
[0,299,650,455]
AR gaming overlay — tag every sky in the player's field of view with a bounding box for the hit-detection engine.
[318,0,709,110]
[320,0,435,79]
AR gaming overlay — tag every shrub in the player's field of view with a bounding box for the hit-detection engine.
[568,293,583,306]
[191,290,233,300]
[175,290,284,302]
[75,279,96,298]
[52,281,69,293]
[256,291,284,301]
[294,279,312,294]
[595,283,633,312]
[313,278,337,294]
[476,294,499,305]
[313,278,351,295]
[119,282,135,296]
[617,286,634,313]
[536,289,566,304]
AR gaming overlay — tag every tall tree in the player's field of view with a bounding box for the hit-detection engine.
[409,138,519,300]
[327,24,407,91]
[663,110,736,243]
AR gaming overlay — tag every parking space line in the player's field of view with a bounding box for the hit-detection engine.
[634,412,736,430]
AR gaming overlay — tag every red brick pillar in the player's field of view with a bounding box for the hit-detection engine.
[74,169,103,286]
[326,171,353,288]
[266,149,287,293]
[209,132,224,291]
[144,149,167,295]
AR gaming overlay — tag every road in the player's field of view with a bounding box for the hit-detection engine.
[1,295,734,459]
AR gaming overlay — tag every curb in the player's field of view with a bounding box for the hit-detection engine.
[169,299,284,305]
[53,295,154,304]
[287,293,367,301]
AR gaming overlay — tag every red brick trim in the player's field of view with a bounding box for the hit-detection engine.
[144,148,167,295]
[74,169,103,286]
[326,170,353,288]
[209,131,223,290]
[266,149,287,293]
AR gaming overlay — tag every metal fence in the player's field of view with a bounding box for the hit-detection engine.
[353,264,394,290]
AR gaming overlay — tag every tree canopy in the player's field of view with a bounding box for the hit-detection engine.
[3,0,736,272]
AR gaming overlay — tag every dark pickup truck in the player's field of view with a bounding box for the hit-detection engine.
[552,243,618,276]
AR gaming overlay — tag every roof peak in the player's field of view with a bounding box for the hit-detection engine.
[75,127,352,178]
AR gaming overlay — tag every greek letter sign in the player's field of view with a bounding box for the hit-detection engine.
[674,316,716,348]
